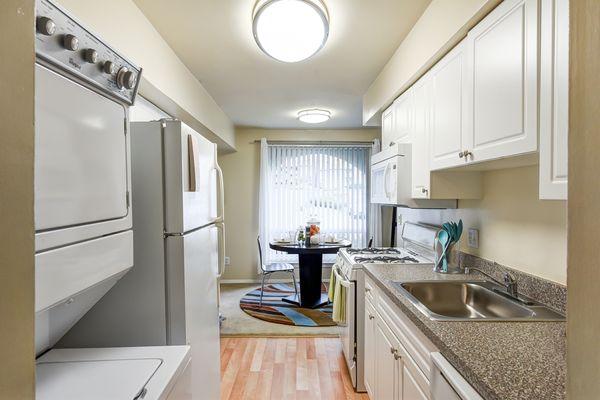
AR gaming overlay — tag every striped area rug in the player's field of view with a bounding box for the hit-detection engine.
[239,283,336,327]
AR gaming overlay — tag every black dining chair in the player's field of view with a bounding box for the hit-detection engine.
[257,236,298,306]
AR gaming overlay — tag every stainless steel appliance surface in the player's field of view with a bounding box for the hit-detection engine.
[335,222,438,391]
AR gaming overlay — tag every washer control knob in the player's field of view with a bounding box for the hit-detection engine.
[84,49,98,64]
[103,61,116,75]
[116,67,136,90]
[36,17,56,36]
[63,34,79,51]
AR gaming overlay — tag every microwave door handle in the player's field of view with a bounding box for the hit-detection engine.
[383,163,391,199]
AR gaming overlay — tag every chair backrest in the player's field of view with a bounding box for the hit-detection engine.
[257,235,266,272]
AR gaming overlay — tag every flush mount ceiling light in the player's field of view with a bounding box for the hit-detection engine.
[252,0,329,63]
[298,109,331,123]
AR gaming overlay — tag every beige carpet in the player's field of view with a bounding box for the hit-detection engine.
[219,283,340,337]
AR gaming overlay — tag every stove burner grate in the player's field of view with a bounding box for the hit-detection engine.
[346,248,403,255]
[353,255,420,264]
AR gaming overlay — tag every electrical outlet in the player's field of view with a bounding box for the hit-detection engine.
[468,228,479,249]
[224,256,230,266]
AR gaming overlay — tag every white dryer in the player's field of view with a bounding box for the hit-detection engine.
[34,1,191,398]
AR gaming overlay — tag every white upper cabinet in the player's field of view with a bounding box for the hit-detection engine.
[393,90,413,145]
[429,39,469,170]
[463,0,539,163]
[382,90,413,149]
[382,105,395,149]
[411,75,433,198]
[539,0,569,200]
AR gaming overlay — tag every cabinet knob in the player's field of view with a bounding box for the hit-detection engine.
[389,141,395,146]
[369,314,375,320]
[459,150,473,159]
[365,287,371,293]
[421,187,428,194]
[390,347,398,355]
[394,353,401,360]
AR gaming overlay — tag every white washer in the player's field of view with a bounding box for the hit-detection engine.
[37,346,191,400]
[34,1,190,398]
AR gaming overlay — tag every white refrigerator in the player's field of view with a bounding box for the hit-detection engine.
[57,120,225,399]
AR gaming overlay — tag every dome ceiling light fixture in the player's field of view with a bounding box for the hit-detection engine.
[297,108,331,124]
[252,0,329,63]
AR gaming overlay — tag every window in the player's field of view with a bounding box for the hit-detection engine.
[262,143,370,263]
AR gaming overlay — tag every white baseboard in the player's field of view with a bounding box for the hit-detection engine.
[221,278,331,284]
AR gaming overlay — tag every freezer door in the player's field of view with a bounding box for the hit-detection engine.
[164,226,221,399]
[163,121,218,233]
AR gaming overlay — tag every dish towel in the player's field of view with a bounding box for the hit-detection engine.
[329,256,346,324]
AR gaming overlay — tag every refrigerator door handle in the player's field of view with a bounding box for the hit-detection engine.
[216,221,226,278]
[214,149,225,224]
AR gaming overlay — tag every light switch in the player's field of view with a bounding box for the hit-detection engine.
[224,256,231,266]
[468,228,479,249]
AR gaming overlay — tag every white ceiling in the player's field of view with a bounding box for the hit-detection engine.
[134,0,431,129]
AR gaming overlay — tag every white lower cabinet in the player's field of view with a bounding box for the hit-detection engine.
[364,277,481,400]
[375,315,399,400]
[364,299,377,398]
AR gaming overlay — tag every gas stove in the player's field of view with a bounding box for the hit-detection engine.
[352,255,420,264]
[346,247,406,255]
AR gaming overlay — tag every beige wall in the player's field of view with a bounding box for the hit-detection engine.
[219,128,380,281]
[56,0,235,151]
[568,0,600,397]
[397,166,567,284]
[0,0,35,398]
[363,0,501,125]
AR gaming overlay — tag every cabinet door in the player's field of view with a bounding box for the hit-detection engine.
[382,106,395,149]
[464,0,538,163]
[539,0,568,200]
[429,40,469,170]
[411,75,432,198]
[402,364,429,400]
[364,300,377,398]
[375,316,400,400]
[393,90,412,145]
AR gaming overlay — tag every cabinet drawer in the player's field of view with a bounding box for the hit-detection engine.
[378,290,438,378]
[364,275,378,305]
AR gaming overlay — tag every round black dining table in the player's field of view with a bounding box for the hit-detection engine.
[269,239,351,309]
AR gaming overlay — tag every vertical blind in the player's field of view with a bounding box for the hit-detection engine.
[265,144,370,263]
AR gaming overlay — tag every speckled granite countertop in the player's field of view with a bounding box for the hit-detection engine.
[363,264,566,400]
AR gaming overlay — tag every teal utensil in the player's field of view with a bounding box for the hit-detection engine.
[437,230,450,272]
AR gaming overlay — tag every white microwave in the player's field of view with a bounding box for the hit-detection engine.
[370,143,456,208]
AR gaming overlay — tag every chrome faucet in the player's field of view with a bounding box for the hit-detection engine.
[464,266,518,298]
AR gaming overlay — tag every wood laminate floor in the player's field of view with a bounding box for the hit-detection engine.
[220,337,370,400]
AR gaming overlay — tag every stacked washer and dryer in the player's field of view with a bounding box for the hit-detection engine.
[34,1,204,398]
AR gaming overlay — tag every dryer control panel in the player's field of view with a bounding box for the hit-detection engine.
[35,0,142,105]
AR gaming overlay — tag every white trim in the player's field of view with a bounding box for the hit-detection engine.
[221,278,332,284]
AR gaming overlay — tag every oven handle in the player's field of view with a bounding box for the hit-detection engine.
[333,265,353,288]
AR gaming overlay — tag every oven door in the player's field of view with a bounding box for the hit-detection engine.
[334,265,357,388]
[370,157,398,205]
[35,64,128,234]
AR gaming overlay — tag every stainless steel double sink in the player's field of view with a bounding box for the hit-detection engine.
[392,280,565,321]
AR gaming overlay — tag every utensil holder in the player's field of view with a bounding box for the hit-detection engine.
[434,242,462,274]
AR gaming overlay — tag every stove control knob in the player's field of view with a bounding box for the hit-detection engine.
[116,67,136,90]
[36,17,56,36]
[63,34,79,51]
[103,61,116,75]
[84,48,98,64]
